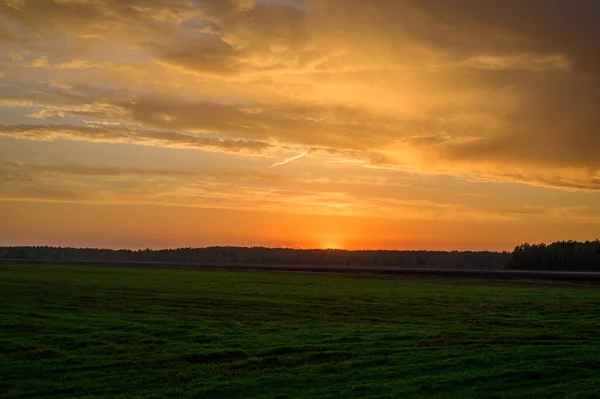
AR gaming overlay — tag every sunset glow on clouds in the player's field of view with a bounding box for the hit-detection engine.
[1,0,599,250]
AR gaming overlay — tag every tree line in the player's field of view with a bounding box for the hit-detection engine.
[2,240,598,270]
[507,240,600,271]
[1,246,508,269]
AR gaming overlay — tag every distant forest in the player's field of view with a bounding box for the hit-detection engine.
[1,241,599,271]
[508,241,600,271]
[1,246,508,269]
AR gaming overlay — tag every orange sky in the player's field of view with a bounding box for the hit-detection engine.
[1,0,599,250]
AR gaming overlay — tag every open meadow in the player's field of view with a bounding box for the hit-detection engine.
[2,264,600,398]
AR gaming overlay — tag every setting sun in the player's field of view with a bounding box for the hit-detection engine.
[317,234,346,250]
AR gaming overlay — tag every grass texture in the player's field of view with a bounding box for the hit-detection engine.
[2,264,600,398]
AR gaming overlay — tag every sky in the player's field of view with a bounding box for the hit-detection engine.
[1,0,599,251]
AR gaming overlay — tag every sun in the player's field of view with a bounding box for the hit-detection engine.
[320,239,344,250]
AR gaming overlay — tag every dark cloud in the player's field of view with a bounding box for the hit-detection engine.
[496,173,600,192]
[153,0,312,77]
[438,76,600,171]
[362,0,600,176]
[0,159,284,181]
[407,0,600,75]
[0,124,271,154]
[156,36,238,76]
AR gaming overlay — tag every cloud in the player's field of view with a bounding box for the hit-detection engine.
[0,122,385,166]
[269,151,307,168]
[112,95,407,150]
[29,56,48,68]
[0,159,284,181]
[2,158,599,227]
[1,0,600,194]
[459,54,570,71]
[466,170,600,192]
[431,78,600,171]
[0,159,531,222]
[405,0,600,75]
[0,124,272,155]
[26,109,65,119]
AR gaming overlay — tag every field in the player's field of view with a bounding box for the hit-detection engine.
[2,265,600,398]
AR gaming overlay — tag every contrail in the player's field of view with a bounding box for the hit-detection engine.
[269,152,308,168]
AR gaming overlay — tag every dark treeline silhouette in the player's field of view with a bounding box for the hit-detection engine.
[1,246,508,270]
[508,240,600,271]
[2,241,599,270]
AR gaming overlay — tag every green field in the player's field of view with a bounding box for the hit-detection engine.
[2,265,600,398]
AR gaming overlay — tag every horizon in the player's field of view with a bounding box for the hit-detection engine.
[1,243,516,253]
[4,240,599,254]
[2,1,600,250]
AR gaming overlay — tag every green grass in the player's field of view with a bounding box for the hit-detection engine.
[2,265,600,398]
